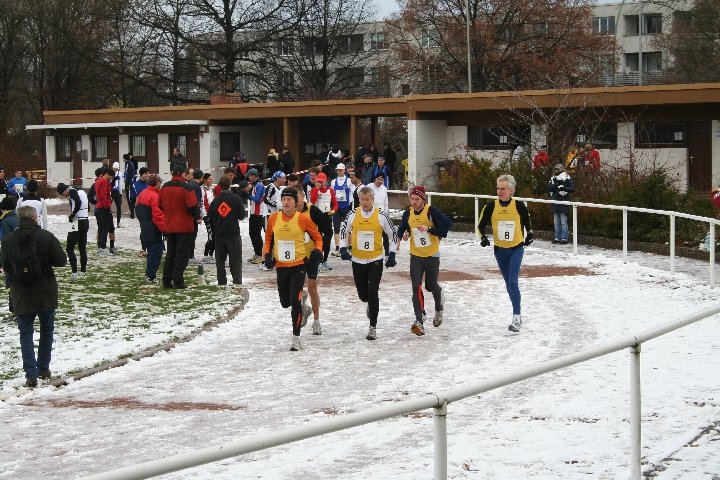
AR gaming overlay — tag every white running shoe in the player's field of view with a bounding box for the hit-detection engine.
[508,314,522,333]
[290,336,302,351]
[301,291,312,327]
[312,320,322,335]
[258,263,273,271]
[331,249,341,257]
[366,326,376,340]
[433,289,445,327]
[70,272,79,282]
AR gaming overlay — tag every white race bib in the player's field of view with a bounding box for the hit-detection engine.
[413,228,431,248]
[278,240,295,262]
[357,231,375,251]
[335,189,346,202]
[71,219,78,232]
[14,184,23,193]
[497,220,516,242]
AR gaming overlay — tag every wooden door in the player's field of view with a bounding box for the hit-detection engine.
[688,121,712,193]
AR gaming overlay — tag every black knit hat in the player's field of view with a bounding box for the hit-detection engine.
[56,182,69,194]
[280,187,298,204]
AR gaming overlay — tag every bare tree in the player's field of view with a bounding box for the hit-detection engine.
[654,0,720,83]
[255,0,381,100]
[386,0,613,94]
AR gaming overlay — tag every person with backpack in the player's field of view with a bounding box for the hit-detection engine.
[1,205,67,388]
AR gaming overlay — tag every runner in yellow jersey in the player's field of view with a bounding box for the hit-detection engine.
[263,187,323,351]
[477,174,534,333]
[339,186,398,340]
[396,185,453,336]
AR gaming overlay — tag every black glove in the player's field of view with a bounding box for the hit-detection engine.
[385,251,396,268]
[68,215,75,222]
[480,236,490,247]
[310,249,323,263]
[264,253,275,269]
[524,231,534,246]
[340,247,352,261]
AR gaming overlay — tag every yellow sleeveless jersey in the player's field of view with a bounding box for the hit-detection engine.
[408,204,440,257]
[272,211,307,266]
[491,199,523,248]
[351,208,384,260]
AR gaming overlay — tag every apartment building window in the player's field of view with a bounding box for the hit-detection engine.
[92,136,109,161]
[624,53,639,73]
[592,16,615,35]
[370,32,387,50]
[277,40,293,57]
[368,66,390,87]
[636,123,685,147]
[220,132,240,163]
[338,67,364,87]
[236,74,251,92]
[421,28,440,48]
[642,14,662,34]
[279,71,295,90]
[624,15,639,36]
[338,35,364,54]
[672,11,692,32]
[56,136,73,162]
[467,126,531,150]
[642,52,662,72]
[130,135,146,160]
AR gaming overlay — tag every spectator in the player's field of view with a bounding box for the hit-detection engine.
[1,205,67,387]
[209,177,247,287]
[7,171,27,197]
[111,162,124,227]
[169,147,187,173]
[0,169,8,196]
[265,149,281,178]
[532,146,550,170]
[582,143,601,170]
[123,153,138,219]
[158,165,201,288]
[17,180,48,230]
[548,164,575,245]
[372,157,391,189]
[280,146,295,175]
[135,174,165,284]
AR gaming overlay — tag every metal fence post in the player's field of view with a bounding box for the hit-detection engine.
[623,209,628,264]
[630,344,642,480]
[474,196,480,241]
[669,215,675,275]
[434,401,448,480]
[572,204,578,256]
[710,224,715,288]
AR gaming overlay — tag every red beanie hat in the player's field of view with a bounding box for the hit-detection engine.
[409,185,427,202]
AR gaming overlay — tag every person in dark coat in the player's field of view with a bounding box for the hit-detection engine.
[548,163,576,245]
[158,165,201,288]
[1,205,67,387]
[169,147,187,173]
[281,146,295,175]
[209,177,247,286]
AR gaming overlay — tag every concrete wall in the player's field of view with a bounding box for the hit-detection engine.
[408,119,447,187]
[713,120,720,186]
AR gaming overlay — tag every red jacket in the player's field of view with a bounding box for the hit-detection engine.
[94,176,112,209]
[158,175,200,233]
[136,185,164,242]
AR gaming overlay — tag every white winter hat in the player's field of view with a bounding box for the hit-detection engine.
[336,163,346,170]
[112,162,120,170]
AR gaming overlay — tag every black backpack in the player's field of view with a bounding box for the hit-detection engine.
[13,232,42,285]
[87,183,97,205]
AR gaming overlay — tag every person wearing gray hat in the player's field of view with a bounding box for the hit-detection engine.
[58,183,89,280]
[548,163,575,245]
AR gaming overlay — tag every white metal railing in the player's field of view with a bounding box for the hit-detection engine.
[82,304,720,480]
[387,189,720,287]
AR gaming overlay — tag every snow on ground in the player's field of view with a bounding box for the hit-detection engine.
[0,206,718,479]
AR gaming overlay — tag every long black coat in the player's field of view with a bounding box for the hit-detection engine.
[548,172,576,214]
[1,218,67,315]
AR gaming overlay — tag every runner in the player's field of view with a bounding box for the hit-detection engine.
[339,186,398,340]
[330,163,352,257]
[477,174,534,333]
[263,187,323,351]
[296,188,331,335]
[56,183,89,281]
[396,185,452,336]
[309,172,337,271]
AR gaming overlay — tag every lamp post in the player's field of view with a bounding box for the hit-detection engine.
[466,0,472,93]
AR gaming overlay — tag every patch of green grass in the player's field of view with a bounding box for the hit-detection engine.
[0,246,241,390]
